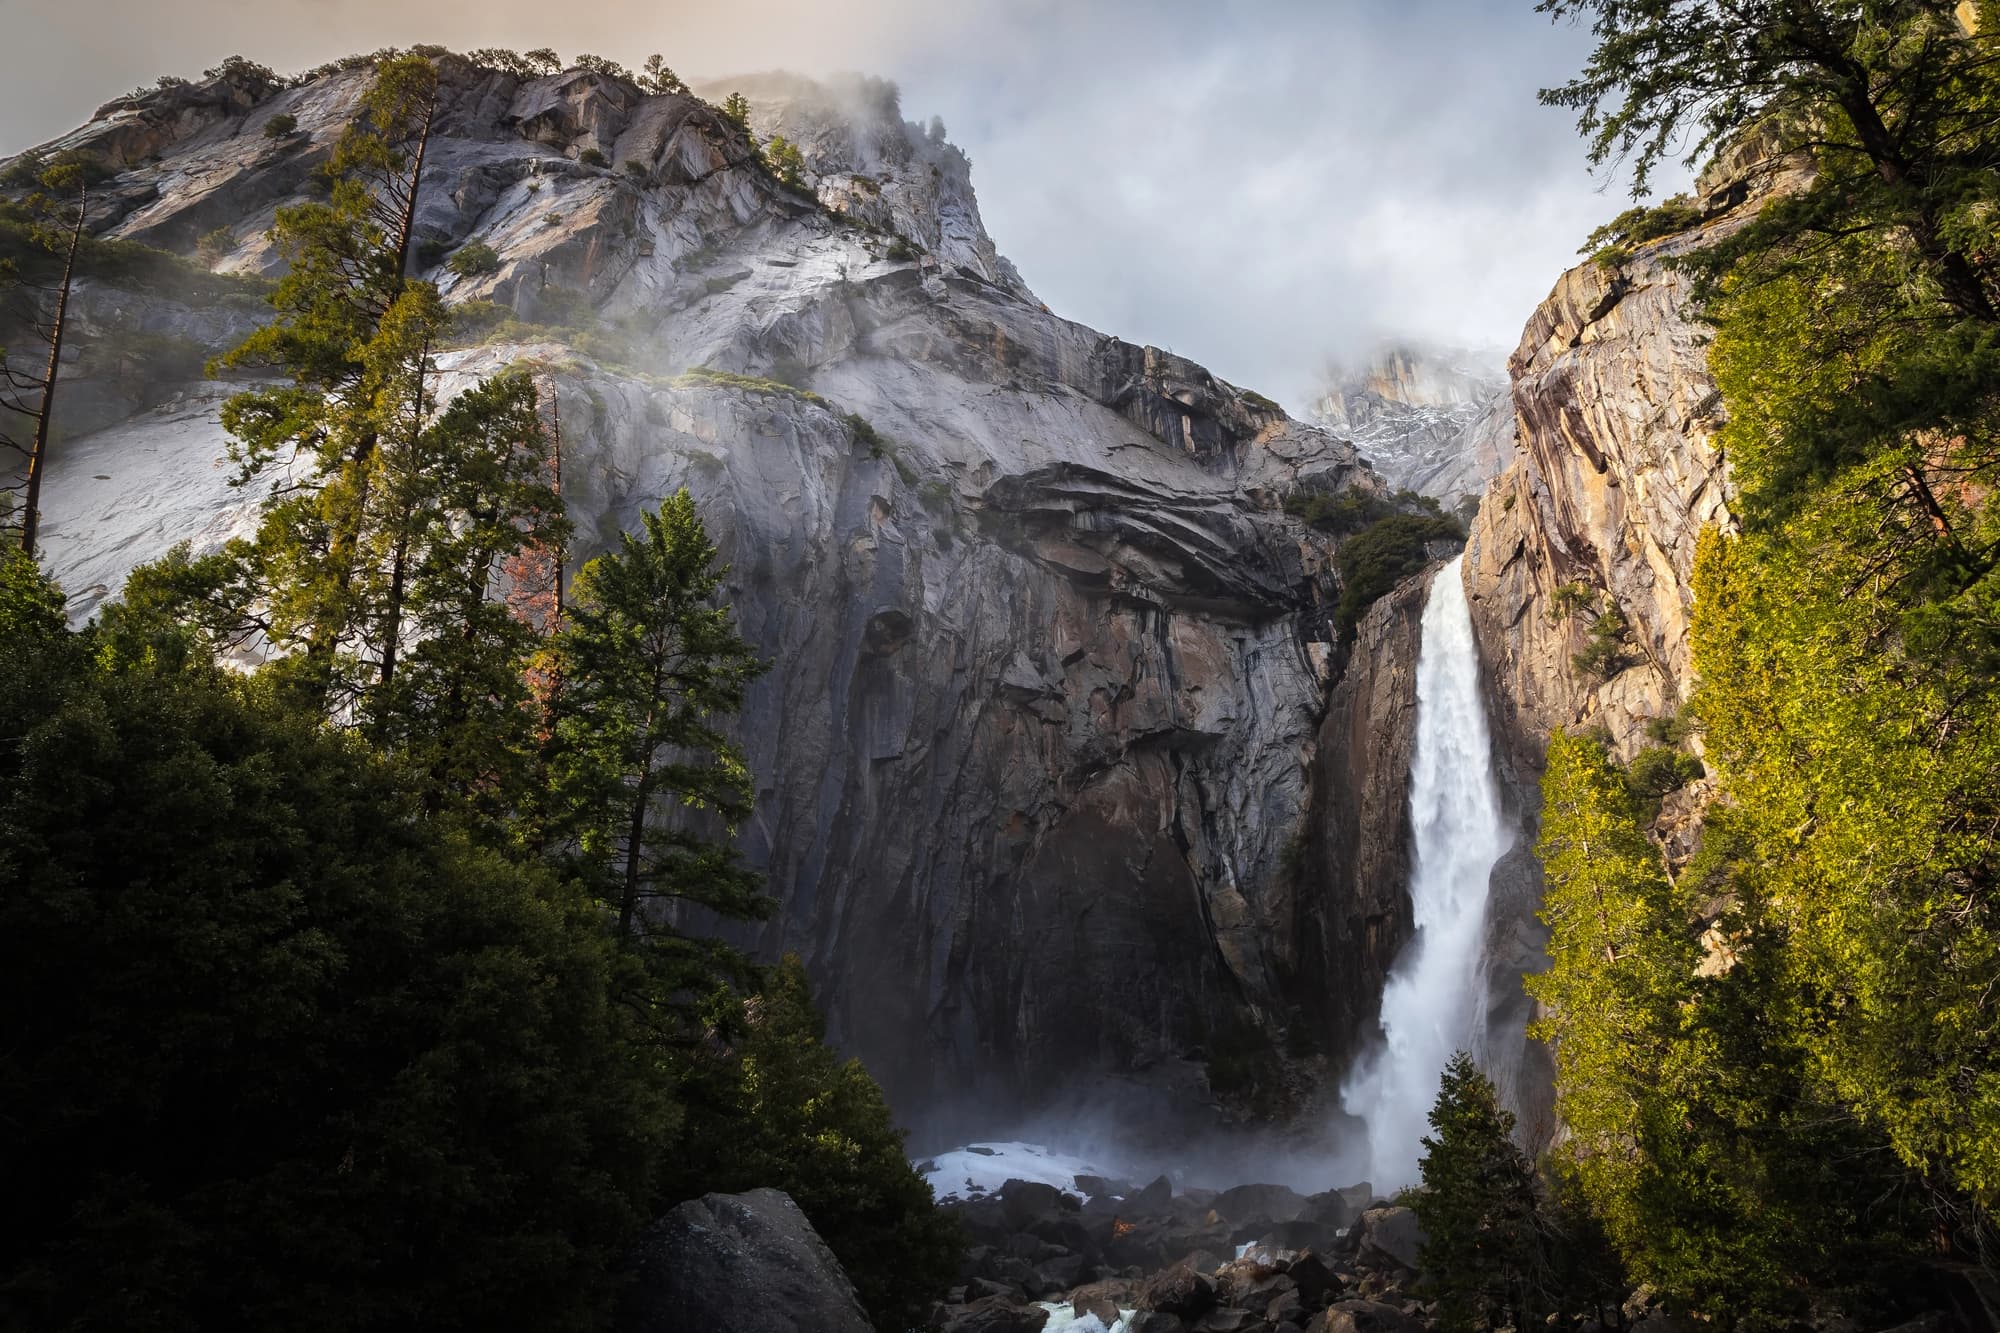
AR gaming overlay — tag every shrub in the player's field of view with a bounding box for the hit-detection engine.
[763,135,807,190]
[676,364,824,404]
[844,411,889,457]
[885,236,920,263]
[447,239,502,277]
[670,958,963,1330]
[262,112,298,139]
[1549,579,1594,622]
[578,147,609,169]
[624,159,649,181]
[1572,606,1631,678]
[196,227,235,263]
[1286,487,1397,536]
[1334,512,1465,637]
[1625,745,1705,800]
[1240,388,1283,414]
[1584,195,1705,265]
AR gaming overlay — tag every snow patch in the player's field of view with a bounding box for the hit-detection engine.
[917,1141,1108,1203]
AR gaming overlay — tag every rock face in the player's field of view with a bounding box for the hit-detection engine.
[621,1189,872,1333]
[1310,345,1517,512]
[1457,148,1801,1118]
[11,58,1432,1128]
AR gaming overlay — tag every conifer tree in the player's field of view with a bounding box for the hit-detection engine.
[0,155,92,557]
[544,491,770,973]
[1413,1052,1545,1333]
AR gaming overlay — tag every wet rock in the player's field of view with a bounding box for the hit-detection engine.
[1212,1183,1309,1226]
[935,1296,1053,1333]
[1356,1208,1424,1274]
[1307,1298,1426,1333]
[620,1188,871,1333]
[1130,1175,1176,1212]
[1073,1294,1123,1326]
[1138,1261,1220,1320]
[1129,1315,1189,1333]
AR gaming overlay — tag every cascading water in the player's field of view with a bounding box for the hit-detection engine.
[1340,554,1510,1189]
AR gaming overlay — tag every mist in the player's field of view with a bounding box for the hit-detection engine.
[0,0,1688,415]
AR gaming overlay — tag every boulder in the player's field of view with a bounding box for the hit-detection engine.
[1075,1174,1131,1199]
[936,1296,1054,1333]
[1000,1178,1074,1229]
[1356,1207,1424,1273]
[1307,1298,1426,1333]
[1137,1261,1220,1320]
[1129,1314,1188,1333]
[1212,1183,1309,1226]
[1191,1311,1262,1333]
[1130,1174,1176,1213]
[1073,1294,1123,1325]
[1284,1251,1342,1308]
[1302,1189,1357,1231]
[620,1188,871,1333]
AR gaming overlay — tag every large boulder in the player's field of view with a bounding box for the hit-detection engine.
[1355,1206,1425,1273]
[620,1188,871,1333]
[1137,1260,1219,1320]
[936,1296,1054,1333]
[1308,1298,1427,1333]
[1211,1183,1309,1226]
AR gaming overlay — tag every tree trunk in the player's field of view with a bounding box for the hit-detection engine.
[19,187,85,559]
[618,773,654,940]
[391,91,436,279]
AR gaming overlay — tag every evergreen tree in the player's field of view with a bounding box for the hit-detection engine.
[1412,1052,1545,1333]
[721,91,753,130]
[639,54,687,96]
[545,491,769,974]
[0,153,93,556]
[0,560,677,1333]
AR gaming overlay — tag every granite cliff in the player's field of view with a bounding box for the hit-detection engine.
[9,55,1435,1132]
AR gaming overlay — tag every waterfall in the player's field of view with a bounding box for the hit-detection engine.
[1340,554,1510,1190]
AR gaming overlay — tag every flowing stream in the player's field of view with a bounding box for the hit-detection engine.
[1340,554,1510,1189]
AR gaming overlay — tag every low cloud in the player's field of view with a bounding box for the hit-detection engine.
[2,0,1685,409]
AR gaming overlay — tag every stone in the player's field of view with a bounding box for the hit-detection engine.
[1356,1208,1424,1273]
[1129,1315,1188,1333]
[1137,1261,1220,1320]
[1073,1295,1123,1325]
[1130,1175,1176,1212]
[1192,1312,1262,1333]
[936,1296,1054,1333]
[1283,1252,1341,1308]
[619,1188,871,1333]
[1306,1298,1426,1333]
[1211,1183,1309,1226]
[1075,1174,1130,1199]
[1302,1190,1356,1231]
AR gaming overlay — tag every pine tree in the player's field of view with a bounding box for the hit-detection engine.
[0,154,93,557]
[544,491,770,972]
[721,91,753,130]
[1412,1052,1545,1333]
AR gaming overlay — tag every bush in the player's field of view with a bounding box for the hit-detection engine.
[1549,579,1594,622]
[885,236,920,263]
[844,411,889,457]
[676,364,824,404]
[578,147,609,169]
[446,239,502,277]
[1625,745,1705,800]
[196,226,235,263]
[1334,511,1465,637]
[763,135,807,190]
[1572,607,1631,677]
[262,112,298,139]
[671,958,963,1330]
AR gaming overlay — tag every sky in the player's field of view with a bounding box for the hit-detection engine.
[0,0,1678,410]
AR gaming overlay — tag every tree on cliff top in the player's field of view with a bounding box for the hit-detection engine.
[1540,0,1997,322]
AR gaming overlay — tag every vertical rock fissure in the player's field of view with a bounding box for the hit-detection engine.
[1339,555,1511,1188]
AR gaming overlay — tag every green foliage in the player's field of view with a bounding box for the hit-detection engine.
[1547,579,1592,622]
[1583,195,1704,264]
[1334,510,1465,638]
[721,92,753,131]
[673,957,964,1331]
[676,363,824,403]
[1571,605,1629,678]
[0,563,676,1333]
[263,112,298,139]
[1239,388,1283,414]
[639,55,688,96]
[578,147,609,169]
[843,410,889,457]
[1412,1054,1545,1333]
[1624,745,1703,801]
[884,236,921,263]
[544,492,770,958]
[446,238,501,277]
[572,54,632,83]
[762,135,808,190]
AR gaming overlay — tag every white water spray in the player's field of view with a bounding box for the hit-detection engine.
[1340,554,1510,1189]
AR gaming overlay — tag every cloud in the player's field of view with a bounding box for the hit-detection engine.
[0,0,1685,410]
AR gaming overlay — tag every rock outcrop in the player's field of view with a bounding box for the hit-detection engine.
[9,57,1433,1129]
[1310,345,1517,512]
[621,1189,872,1333]
[1457,145,1806,1117]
